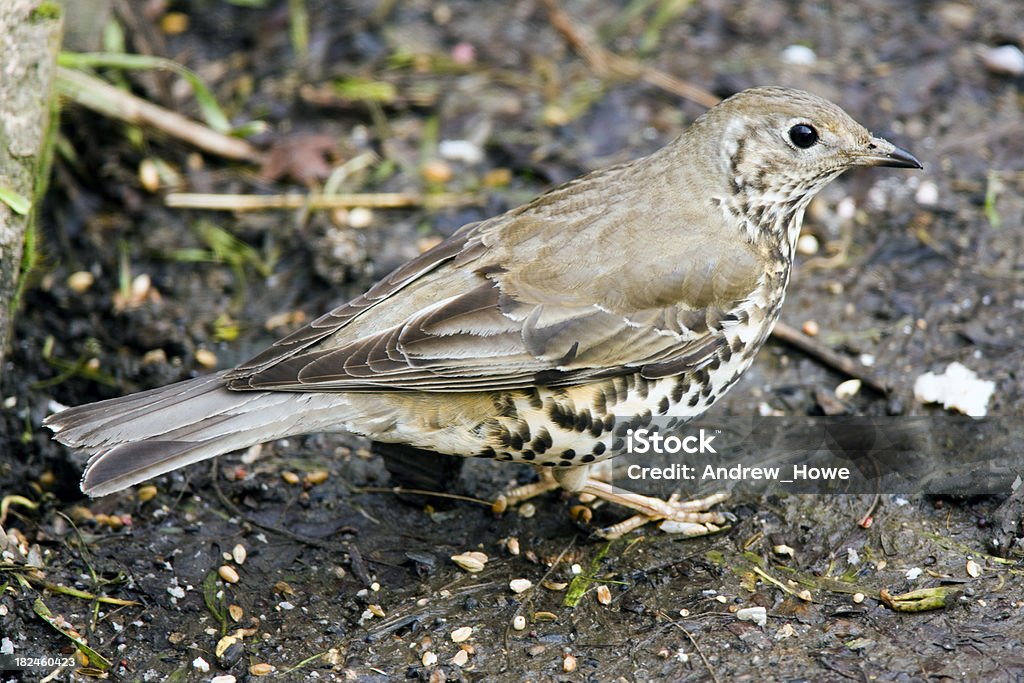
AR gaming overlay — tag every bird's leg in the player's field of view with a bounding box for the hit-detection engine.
[491,468,562,513]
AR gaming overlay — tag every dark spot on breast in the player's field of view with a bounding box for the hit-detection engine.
[592,442,606,456]
[658,396,670,414]
[558,460,573,467]
[509,433,524,450]
[672,380,689,403]
[574,410,593,432]
[635,376,649,399]
[477,447,496,459]
[603,415,616,431]
[548,402,577,431]
[562,449,576,460]
[730,335,744,354]
[612,438,624,451]
[688,393,701,407]
[521,450,536,461]
[581,454,596,463]
[719,344,733,363]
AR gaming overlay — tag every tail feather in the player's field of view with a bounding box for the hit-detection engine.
[44,372,358,497]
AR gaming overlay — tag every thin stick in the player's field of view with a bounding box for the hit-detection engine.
[56,67,262,162]
[540,0,720,109]
[771,320,891,394]
[164,191,484,212]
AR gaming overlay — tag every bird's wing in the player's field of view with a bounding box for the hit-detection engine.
[226,159,763,393]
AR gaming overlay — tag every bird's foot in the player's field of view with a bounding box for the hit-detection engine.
[493,469,730,539]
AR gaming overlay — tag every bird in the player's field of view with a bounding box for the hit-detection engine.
[45,86,921,536]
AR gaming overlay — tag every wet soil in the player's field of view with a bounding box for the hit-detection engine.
[2,1,1024,681]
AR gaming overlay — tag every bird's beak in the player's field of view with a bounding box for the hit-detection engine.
[852,136,923,169]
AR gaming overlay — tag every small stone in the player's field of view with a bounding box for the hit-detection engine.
[981,45,1024,76]
[781,44,817,65]
[450,626,473,643]
[512,615,526,630]
[852,593,865,604]
[915,180,939,206]
[218,565,240,584]
[439,139,484,165]
[773,544,795,558]
[796,233,819,255]
[192,656,210,672]
[422,651,437,666]
[736,606,767,627]
[347,207,374,229]
[517,502,536,518]
[509,578,533,594]
[562,654,577,673]
[138,159,161,191]
[797,589,813,602]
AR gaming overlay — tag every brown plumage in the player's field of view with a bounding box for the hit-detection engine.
[45,87,920,530]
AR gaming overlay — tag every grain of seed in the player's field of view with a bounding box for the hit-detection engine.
[218,565,240,584]
[512,615,526,630]
[451,649,469,666]
[232,544,247,565]
[137,485,158,502]
[563,654,577,673]
[596,585,612,605]
[852,593,865,604]
[67,271,95,293]
[450,626,473,643]
[249,663,274,676]
[966,559,981,577]
[281,471,300,485]
[422,651,437,666]
[195,348,218,368]
[509,578,532,594]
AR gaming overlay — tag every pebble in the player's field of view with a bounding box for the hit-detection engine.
[915,180,939,205]
[735,606,767,627]
[796,233,819,255]
[138,159,160,192]
[773,544,795,558]
[347,207,374,229]
[781,44,817,65]
[563,654,577,672]
[906,567,922,580]
[439,139,484,165]
[422,651,437,666]
[512,615,526,630]
[852,593,865,604]
[192,656,210,672]
[509,578,533,594]
[981,45,1024,76]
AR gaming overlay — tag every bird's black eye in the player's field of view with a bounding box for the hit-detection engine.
[789,123,818,149]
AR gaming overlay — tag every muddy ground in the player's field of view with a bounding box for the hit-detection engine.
[2,0,1024,681]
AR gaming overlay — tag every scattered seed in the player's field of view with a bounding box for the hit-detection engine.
[835,379,862,400]
[570,563,582,575]
[491,496,508,514]
[852,593,865,604]
[518,502,536,518]
[219,565,240,584]
[569,504,592,524]
[966,559,981,578]
[137,485,158,503]
[679,608,690,617]
[215,635,239,658]
[801,320,820,337]
[281,471,300,485]
[450,626,473,643]
[368,604,385,618]
[533,611,557,622]
[542,580,568,591]
[228,604,244,622]
[451,551,489,573]
[525,644,546,657]
[773,544,795,558]
[506,537,520,555]
[138,159,161,191]
[249,662,275,676]
[421,160,453,184]
[509,578,533,594]
[451,649,469,666]
[67,271,95,293]
[421,651,437,666]
[512,615,526,630]
[347,207,374,229]
[483,168,512,187]
[195,348,218,369]
[596,585,612,605]
[232,544,247,565]
[981,44,1024,76]
[563,654,577,672]
[797,589,813,602]
[715,595,728,604]
[304,469,329,486]
[192,657,210,672]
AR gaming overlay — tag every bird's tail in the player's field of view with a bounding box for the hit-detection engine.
[44,371,356,497]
